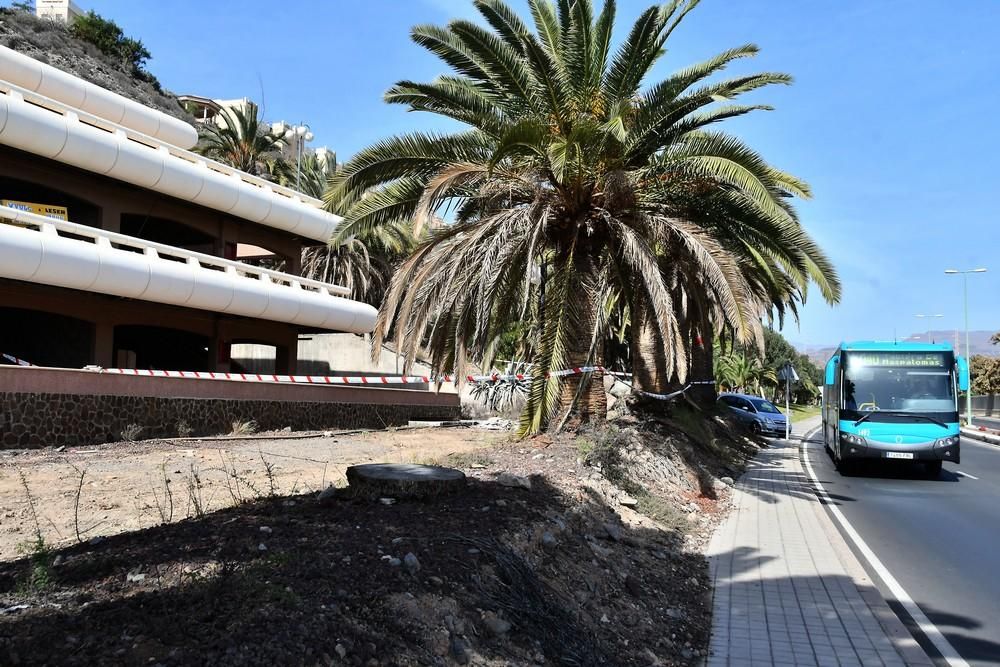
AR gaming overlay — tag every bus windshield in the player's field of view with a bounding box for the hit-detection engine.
[843,351,955,413]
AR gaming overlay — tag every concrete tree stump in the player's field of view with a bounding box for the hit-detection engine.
[345,463,466,499]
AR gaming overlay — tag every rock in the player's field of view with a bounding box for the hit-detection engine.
[609,380,631,398]
[625,575,643,597]
[403,552,421,572]
[721,476,735,487]
[388,558,402,567]
[318,485,337,502]
[52,555,63,567]
[600,613,610,624]
[619,494,638,507]
[282,426,292,433]
[257,543,268,552]
[88,536,104,546]
[335,643,347,659]
[391,537,405,544]
[126,572,145,583]
[588,541,612,560]
[497,472,532,490]
[532,453,545,460]
[602,523,622,542]
[494,499,507,507]
[259,526,273,534]
[540,532,557,549]
[379,497,396,506]
[346,463,466,499]
[482,612,511,636]
[681,648,694,660]
[429,576,444,586]
[449,638,470,665]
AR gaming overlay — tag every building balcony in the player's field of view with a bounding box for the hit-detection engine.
[0,207,377,334]
[0,51,342,243]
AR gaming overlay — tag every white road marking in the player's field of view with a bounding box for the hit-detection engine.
[955,470,979,480]
[801,428,970,667]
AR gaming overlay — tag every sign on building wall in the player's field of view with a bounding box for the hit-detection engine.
[1,200,69,223]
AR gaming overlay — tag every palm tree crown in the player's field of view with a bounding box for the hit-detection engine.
[196,101,285,176]
[329,0,840,433]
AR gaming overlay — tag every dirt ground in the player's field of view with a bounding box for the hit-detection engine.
[0,427,505,561]
[0,412,759,666]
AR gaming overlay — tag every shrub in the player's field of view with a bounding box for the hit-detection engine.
[69,10,153,79]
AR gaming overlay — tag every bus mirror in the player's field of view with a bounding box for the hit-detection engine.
[957,355,970,392]
[825,356,839,386]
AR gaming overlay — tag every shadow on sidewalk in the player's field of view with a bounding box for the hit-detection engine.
[709,545,1000,665]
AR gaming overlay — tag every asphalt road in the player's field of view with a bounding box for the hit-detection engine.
[803,429,1000,666]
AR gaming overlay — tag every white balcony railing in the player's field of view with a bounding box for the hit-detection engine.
[0,207,377,334]
[0,79,340,242]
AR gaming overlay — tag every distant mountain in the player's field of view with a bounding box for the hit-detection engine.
[795,331,999,365]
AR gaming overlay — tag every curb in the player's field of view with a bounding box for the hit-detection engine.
[962,427,1000,446]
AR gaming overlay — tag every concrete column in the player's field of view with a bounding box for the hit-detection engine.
[274,330,299,375]
[286,250,302,277]
[100,205,121,233]
[92,322,114,368]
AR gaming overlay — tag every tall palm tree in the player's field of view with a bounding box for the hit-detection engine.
[329,0,839,433]
[196,101,285,176]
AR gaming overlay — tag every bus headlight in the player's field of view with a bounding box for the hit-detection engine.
[841,433,866,445]
[934,436,959,448]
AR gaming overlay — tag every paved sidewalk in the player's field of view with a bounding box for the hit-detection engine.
[705,418,931,667]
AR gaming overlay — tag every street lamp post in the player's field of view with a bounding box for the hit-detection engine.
[282,123,314,191]
[944,268,987,425]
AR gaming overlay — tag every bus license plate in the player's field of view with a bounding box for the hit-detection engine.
[885,452,914,460]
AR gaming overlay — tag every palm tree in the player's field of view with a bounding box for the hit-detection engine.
[275,150,339,199]
[716,347,776,395]
[328,0,839,433]
[196,101,285,176]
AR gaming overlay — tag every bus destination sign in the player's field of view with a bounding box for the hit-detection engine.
[846,352,949,368]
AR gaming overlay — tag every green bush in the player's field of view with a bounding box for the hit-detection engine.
[70,10,151,77]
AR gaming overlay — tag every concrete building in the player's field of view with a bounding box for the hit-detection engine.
[35,0,83,22]
[0,44,376,374]
[0,46,459,449]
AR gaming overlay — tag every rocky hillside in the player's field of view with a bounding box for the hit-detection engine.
[0,7,193,123]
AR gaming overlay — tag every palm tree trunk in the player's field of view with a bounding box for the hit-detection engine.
[631,302,671,393]
[559,256,606,426]
[689,316,716,406]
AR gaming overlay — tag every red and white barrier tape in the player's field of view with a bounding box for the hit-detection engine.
[11,357,703,401]
[88,365,633,385]
[2,353,33,367]
[634,381,716,401]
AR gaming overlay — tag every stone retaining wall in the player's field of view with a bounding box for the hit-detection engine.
[0,367,460,449]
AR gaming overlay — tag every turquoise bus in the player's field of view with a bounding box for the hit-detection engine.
[822,341,970,476]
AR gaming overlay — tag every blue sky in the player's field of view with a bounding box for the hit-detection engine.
[79,0,999,346]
